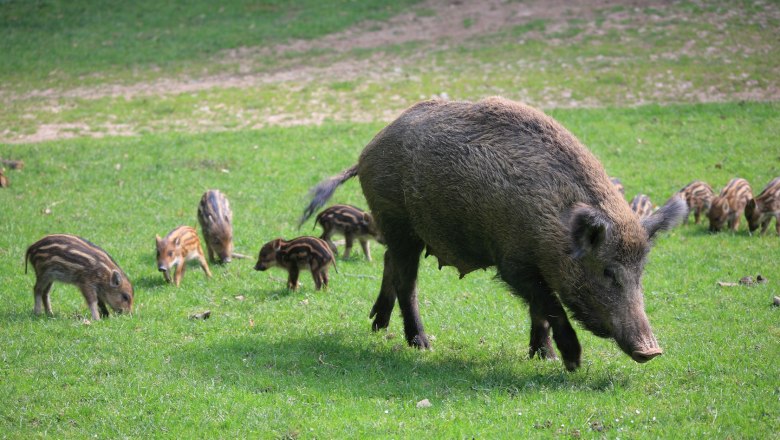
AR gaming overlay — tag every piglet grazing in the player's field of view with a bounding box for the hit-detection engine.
[315,204,383,261]
[708,178,753,232]
[254,236,335,290]
[155,226,212,287]
[745,176,780,235]
[25,234,133,320]
[197,189,234,263]
[0,168,8,188]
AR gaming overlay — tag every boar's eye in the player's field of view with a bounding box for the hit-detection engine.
[168,251,174,257]
[603,267,617,281]
[121,293,131,303]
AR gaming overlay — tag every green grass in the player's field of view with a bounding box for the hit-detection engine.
[1,103,779,437]
[0,0,421,88]
[1,0,779,437]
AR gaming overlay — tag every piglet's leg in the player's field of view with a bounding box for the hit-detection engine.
[33,279,53,316]
[287,266,300,290]
[81,286,102,320]
[311,265,323,291]
[343,233,355,259]
[174,263,185,287]
[198,254,212,279]
[359,238,371,262]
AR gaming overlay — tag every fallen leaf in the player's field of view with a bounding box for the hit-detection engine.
[773,296,780,307]
[234,295,245,301]
[717,281,738,287]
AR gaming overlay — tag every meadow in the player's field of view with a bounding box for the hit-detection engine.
[1,0,779,438]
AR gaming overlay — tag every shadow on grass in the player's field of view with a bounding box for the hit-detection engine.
[176,331,630,397]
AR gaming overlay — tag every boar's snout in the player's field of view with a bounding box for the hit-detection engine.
[158,265,167,273]
[254,263,266,271]
[611,302,663,364]
[631,347,663,363]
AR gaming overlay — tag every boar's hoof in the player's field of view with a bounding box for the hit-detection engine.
[631,348,663,363]
[563,358,581,372]
[409,334,431,349]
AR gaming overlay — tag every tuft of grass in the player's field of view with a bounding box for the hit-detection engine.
[0,102,778,437]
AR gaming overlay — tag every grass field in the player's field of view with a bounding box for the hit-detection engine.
[1,0,779,438]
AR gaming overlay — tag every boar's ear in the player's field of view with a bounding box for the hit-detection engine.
[272,238,283,251]
[569,204,610,259]
[642,196,687,240]
[174,236,181,247]
[362,212,371,223]
[110,270,123,287]
[155,234,162,246]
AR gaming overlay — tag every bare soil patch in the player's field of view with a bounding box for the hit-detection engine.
[2,0,778,143]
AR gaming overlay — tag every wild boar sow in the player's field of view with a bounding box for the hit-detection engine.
[302,97,685,370]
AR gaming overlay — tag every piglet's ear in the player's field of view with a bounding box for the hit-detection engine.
[569,203,611,259]
[155,235,162,246]
[642,196,687,240]
[273,238,283,251]
[110,270,122,288]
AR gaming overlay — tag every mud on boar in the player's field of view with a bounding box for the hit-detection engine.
[312,204,384,261]
[197,189,235,263]
[26,234,133,320]
[254,236,335,290]
[301,97,686,371]
[155,226,212,287]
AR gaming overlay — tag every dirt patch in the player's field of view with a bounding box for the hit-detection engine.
[2,0,778,144]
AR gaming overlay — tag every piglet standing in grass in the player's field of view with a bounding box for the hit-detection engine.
[314,204,384,261]
[197,189,235,263]
[254,236,335,290]
[155,226,212,287]
[26,234,134,320]
[708,177,753,232]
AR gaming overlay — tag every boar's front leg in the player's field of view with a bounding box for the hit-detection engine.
[503,267,582,370]
[529,296,582,371]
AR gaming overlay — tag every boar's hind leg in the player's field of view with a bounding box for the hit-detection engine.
[371,239,428,348]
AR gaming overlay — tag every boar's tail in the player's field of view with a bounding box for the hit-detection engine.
[299,164,358,228]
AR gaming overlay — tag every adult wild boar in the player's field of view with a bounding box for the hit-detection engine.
[301,97,685,370]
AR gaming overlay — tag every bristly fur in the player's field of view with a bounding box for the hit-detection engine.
[299,165,358,228]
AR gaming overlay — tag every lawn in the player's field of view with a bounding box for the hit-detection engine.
[1,102,778,438]
[1,0,779,438]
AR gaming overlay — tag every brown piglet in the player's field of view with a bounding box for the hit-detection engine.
[745,176,780,235]
[197,189,235,263]
[314,204,383,261]
[25,234,134,320]
[155,226,212,287]
[708,178,753,232]
[254,236,335,290]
